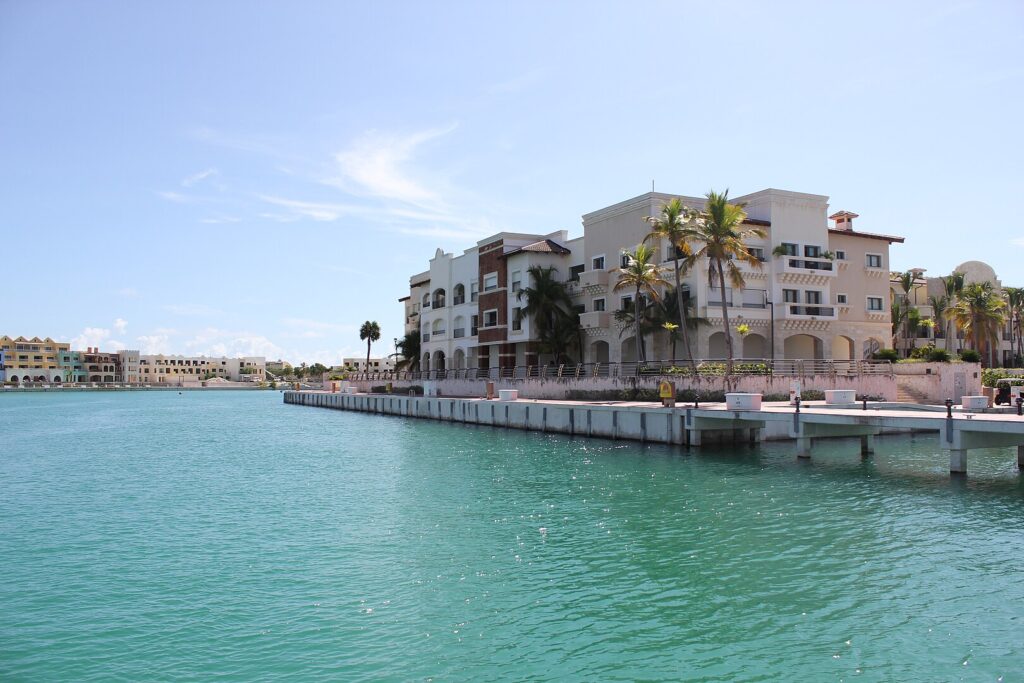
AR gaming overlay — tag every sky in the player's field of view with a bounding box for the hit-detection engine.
[2,1,1022,365]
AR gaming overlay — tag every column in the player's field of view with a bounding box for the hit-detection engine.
[949,449,968,474]
[1017,445,1024,470]
[796,436,812,459]
[860,434,875,456]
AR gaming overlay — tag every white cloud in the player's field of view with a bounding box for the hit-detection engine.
[258,195,366,222]
[114,318,128,334]
[163,303,223,317]
[200,215,241,224]
[157,190,193,203]
[70,327,125,352]
[137,334,171,354]
[183,327,286,358]
[181,167,219,187]
[326,124,457,204]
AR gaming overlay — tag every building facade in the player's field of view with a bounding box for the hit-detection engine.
[401,189,903,370]
[138,355,266,383]
[0,336,71,383]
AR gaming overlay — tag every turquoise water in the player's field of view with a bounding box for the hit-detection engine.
[1,391,1023,681]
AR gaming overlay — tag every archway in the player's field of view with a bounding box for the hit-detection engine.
[708,331,728,359]
[453,348,466,369]
[590,340,610,364]
[421,353,430,372]
[433,350,446,372]
[784,334,824,360]
[831,335,855,361]
[9,376,18,384]
[862,338,883,359]
[741,333,767,359]
[432,288,446,309]
[620,337,638,363]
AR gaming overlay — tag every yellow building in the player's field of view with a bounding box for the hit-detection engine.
[0,336,71,383]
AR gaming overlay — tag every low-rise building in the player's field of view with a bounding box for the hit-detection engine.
[341,357,395,373]
[0,336,70,383]
[138,354,266,383]
[401,189,903,371]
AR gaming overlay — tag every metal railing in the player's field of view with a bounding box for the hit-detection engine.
[343,358,894,382]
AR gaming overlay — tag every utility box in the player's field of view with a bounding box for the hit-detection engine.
[725,393,762,410]
[825,389,856,405]
[659,380,676,407]
[962,395,989,411]
[498,389,518,401]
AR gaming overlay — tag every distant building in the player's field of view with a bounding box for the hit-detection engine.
[266,359,292,375]
[138,355,265,383]
[341,357,395,373]
[0,336,70,383]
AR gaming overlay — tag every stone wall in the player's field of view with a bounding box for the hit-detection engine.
[348,372,897,402]
[893,362,981,404]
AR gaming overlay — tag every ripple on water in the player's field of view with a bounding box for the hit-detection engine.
[0,391,1022,680]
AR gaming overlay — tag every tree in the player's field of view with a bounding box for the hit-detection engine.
[393,331,421,371]
[644,198,699,366]
[689,190,766,386]
[951,282,1007,367]
[359,321,381,371]
[891,299,907,339]
[515,265,577,363]
[648,286,704,360]
[894,270,918,356]
[1004,287,1024,364]
[614,243,669,363]
[927,293,948,350]
[942,272,965,352]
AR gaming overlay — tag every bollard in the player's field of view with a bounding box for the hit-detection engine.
[861,396,868,411]
[694,394,699,409]
[945,398,953,418]
[1016,396,1023,416]
[794,396,801,414]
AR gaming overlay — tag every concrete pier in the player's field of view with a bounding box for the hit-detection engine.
[285,391,1024,475]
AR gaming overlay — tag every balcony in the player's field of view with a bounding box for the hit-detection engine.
[432,329,446,338]
[787,305,837,319]
[785,257,835,273]
[453,296,465,306]
[421,333,430,342]
[453,328,466,338]
[579,270,609,288]
[707,289,767,309]
[580,311,609,329]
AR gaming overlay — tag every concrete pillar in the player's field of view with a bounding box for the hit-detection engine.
[860,434,875,456]
[796,436,812,459]
[949,449,968,474]
[749,428,759,444]
[688,429,702,447]
[1017,445,1024,470]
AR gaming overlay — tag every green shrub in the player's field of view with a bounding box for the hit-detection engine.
[925,348,951,362]
[959,350,981,363]
[801,389,825,401]
[980,368,1024,387]
[872,348,899,361]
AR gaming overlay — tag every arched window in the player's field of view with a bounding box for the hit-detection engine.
[422,293,430,309]
[453,315,466,338]
[432,318,446,337]
[432,288,446,308]
[453,283,466,305]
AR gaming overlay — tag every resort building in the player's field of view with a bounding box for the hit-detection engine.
[891,260,1019,366]
[341,357,395,372]
[138,355,266,383]
[400,189,903,371]
[0,336,71,383]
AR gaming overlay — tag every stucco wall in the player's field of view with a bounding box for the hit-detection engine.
[893,362,981,404]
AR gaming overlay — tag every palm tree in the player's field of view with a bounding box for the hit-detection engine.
[649,286,704,360]
[927,294,948,350]
[644,198,699,366]
[359,321,381,370]
[894,270,917,356]
[942,272,965,352]
[951,282,1007,367]
[689,190,766,385]
[392,331,421,371]
[613,243,669,363]
[516,265,577,363]
[891,299,907,339]
[1004,287,1024,364]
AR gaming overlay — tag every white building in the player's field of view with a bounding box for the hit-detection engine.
[138,355,265,383]
[401,189,903,371]
[342,357,395,372]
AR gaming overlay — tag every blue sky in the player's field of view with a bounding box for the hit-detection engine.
[2,1,1022,364]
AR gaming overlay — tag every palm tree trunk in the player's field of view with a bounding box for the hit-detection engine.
[674,260,693,368]
[366,339,371,372]
[716,262,734,390]
[634,286,643,364]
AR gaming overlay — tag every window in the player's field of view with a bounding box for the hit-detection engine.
[804,245,821,258]
[620,252,631,268]
[783,289,800,303]
[805,291,822,305]
[592,255,605,270]
[836,293,848,304]
[470,281,479,302]
[483,310,498,327]
[621,295,633,310]
[835,250,846,260]
[867,296,884,311]
[569,264,585,281]
[572,304,585,315]
[781,243,798,256]
[453,283,465,305]
[511,270,521,292]
[748,247,765,261]
[866,253,882,268]
[471,315,479,336]
[484,273,498,291]
[421,293,430,308]
[511,307,522,331]
[594,298,606,312]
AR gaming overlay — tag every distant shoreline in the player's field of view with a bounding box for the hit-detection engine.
[1,385,270,393]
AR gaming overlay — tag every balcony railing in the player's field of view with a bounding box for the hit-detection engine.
[453,296,465,306]
[421,333,430,342]
[453,328,466,338]
[788,305,836,317]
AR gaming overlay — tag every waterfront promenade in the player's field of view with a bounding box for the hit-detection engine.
[285,390,1024,475]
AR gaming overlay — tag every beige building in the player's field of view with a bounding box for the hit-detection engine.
[342,357,395,372]
[1,336,70,383]
[400,189,903,370]
[139,355,266,383]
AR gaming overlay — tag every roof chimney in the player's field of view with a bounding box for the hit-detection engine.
[829,210,858,231]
